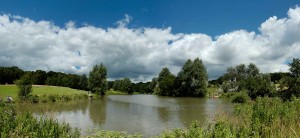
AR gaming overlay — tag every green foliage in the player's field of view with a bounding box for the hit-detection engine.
[155,68,176,96]
[278,58,300,100]
[289,58,300,78]
[112,78,133,94]
[243,74,276,99]
[88,130,142,138]
[16,74,33,100]
[0,66,24,84]
[270,72,290,83]
[89,64,108,96]
[0,103,80,137]
[175,58,208,97]
[157,97,300,138]
[31,70,47,85]
[222,63,275,99]
[231,91,249,103]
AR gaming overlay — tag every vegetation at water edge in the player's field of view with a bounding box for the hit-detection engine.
[0,102,80,137]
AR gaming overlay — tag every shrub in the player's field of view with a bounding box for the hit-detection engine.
[16,74,33,100]
[231,91,249,103]
[28,94,39,103]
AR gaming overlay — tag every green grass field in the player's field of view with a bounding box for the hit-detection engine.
[0,85,88,100]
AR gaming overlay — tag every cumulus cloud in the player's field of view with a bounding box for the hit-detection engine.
[1,7,300,81]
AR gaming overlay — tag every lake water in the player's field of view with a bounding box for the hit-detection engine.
[23,95,233,137]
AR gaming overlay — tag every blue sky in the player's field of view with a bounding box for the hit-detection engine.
[0,1,300,81]
[1,0,298,36]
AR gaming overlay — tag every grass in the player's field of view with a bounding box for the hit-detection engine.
[106,89,127,95]
[0,85,18,100]
[207,86,220,97]
[156,97,300,138]
[0,85,88,101]
[0,102,80,137]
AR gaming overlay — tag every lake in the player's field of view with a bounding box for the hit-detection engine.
[21,95,233,137]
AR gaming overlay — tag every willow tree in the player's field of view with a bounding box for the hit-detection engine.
[88,64,107,96]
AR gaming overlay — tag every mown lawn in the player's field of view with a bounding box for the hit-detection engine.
[0,85,87,100]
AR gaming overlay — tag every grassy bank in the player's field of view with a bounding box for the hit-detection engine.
[156,97,300,138]
[0,85,88,102]
[0,102,80,137]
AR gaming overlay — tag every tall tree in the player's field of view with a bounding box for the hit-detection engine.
[175,59,193,96]
[88,64,108,96]
[175,58,208,97]
[155,67,175,96]
[122,78,132,94]
[190,58,208,97]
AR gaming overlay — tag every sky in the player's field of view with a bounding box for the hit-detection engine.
[0,1,300,81]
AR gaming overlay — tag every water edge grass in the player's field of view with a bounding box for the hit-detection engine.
[0,102,80,138]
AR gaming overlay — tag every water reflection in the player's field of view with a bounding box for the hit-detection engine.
[20,95,233,137]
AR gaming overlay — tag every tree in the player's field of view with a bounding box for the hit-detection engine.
[159,74,176,96]
[175,58,208,97]
[32,70,47,85]
[289,58,300,78]
[222,63,275,99]
[156,67,176,96]
[16,74,32,99]
[122,78,132,94]
[175,59,193,96]
[155,67,175,96]
[245,74,275,99]
[189,58,208,97]
[279,58,300,99]
[88,64,108,96]
[78,74,88,90]
[0,66,24,84]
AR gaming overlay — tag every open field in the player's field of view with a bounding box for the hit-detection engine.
[0,85,88,100]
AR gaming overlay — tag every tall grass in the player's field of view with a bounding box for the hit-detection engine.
[0,102,80,137]
[157,97,300,138]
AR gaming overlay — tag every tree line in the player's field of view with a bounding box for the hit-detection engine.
[214,58,300,100]
[2,58,300,99]
[0,67,89,90]
[0,65,155,95]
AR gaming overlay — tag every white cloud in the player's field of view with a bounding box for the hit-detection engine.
[1,7,300,81]
[116,14,132,28]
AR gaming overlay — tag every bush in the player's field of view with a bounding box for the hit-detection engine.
[231,91,249,103]
[16,74,33,100]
